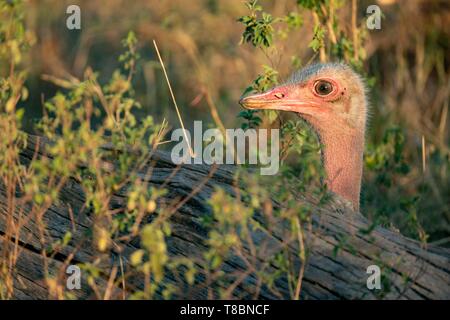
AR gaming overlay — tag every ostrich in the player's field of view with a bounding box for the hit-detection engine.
[240,63,367,211]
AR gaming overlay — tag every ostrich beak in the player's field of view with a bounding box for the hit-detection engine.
[239,90,281,110]
[239,86,317,113]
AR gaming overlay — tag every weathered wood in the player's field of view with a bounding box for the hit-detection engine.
[0,135,449,299]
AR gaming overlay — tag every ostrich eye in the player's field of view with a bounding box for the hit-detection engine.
[314,80,333,96]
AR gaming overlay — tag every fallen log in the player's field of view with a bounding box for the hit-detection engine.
[0,134,449,299]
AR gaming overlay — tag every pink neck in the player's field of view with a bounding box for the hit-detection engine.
[318,129,364,211]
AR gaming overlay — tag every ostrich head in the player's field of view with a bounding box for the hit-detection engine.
[240,63,368,211]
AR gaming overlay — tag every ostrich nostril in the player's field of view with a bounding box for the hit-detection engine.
[274,93,285,99]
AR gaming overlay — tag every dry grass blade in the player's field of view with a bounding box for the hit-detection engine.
[152,40,195,157]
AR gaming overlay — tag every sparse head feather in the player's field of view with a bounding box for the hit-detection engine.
[286,62,354,84]
[287,63,368,101]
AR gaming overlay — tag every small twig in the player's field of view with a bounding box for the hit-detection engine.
[421,135,426,173]
[119,254,126,300]
[351,0,359,61]
[204,89,226,135]
[312,12,326,62]
[429,237,450,246]
[103,265,118,300]
[294,217,306,300]
[324,1,337,45]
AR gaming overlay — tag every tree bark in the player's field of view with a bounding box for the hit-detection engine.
[0,135,449,300]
